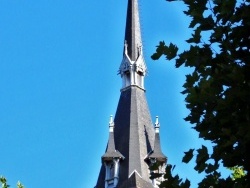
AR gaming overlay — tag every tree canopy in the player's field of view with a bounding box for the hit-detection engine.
[152,0,250,187]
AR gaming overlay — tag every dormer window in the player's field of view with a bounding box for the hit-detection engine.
[109,164,114,179]
[104,158,122,188]
[105,162,115,187]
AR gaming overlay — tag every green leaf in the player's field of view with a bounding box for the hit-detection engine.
[205,163,219,173]
[0,176,9,188]
[186,28,201,43]
[194,145,209,173]
[182,149,195,163]
[200,15,214,31]
[176,56,186,68]
[151,52,162,60]
[228,166,246,180]
[181,179,191,188]
[17,181,24,188]
[194,162,207,173]
[210,26,223,42]
[164,43,179,60]
[189,18,199,28]
[151,41,166,60]
[197,145,209,162]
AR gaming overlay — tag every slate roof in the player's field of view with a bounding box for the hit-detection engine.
[102,131,125,161]
[147,132,167,163]
[119,171,154,188]
[114,86,155,187]
[96,87,155,188]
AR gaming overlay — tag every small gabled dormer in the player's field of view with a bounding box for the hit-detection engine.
[102,116,125,188]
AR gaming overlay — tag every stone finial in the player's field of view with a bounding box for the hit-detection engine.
[155,116,160,133]
[109,115,114,132]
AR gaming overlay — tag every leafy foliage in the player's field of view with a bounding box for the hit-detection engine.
[152,0,250,187]
[182,149,194,163]
[0,176,24,188]
[0,176,9,188]
[229,166,246,180]
[157,165,190,188]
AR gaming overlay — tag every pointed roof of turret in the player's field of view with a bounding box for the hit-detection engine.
[147,116,167,162]
[102,116,124,161]
[124,0,143,61]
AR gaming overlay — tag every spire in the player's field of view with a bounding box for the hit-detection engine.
[124,0,142,61]
[119,0,147,90]
[147,116,167,163]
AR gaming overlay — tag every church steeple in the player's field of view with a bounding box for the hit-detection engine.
[95,1,167,187]
[119,0,146,90]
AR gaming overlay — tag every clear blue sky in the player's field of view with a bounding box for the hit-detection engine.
[0,0,229,187]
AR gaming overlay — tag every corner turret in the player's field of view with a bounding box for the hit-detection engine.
[102,116,125,188]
